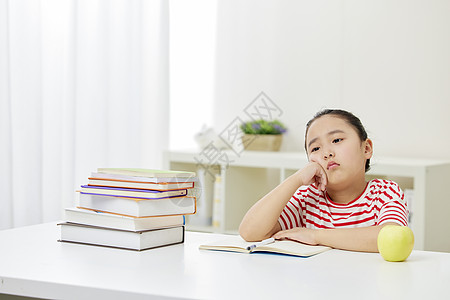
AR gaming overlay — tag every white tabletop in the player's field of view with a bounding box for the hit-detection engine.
[0,222,449,300]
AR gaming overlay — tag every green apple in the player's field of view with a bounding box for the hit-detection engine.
[377,225,414,262]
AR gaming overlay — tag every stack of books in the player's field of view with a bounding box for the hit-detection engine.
[58,168,197,251]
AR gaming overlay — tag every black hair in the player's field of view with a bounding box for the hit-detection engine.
[305,109,371,172]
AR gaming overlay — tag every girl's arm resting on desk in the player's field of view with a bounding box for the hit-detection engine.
[239,163,327,242]
[272,222,399,253]
[238,179,293,242]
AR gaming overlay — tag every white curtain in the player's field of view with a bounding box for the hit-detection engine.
[0,0,170,229]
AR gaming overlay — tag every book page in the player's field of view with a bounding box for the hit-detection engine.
[199,235,252,253]
[199,235,331,257]
[255,240,331,257]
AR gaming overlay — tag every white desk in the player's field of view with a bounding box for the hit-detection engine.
[1,222,450,300]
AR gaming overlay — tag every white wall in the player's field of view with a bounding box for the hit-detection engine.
[213,0,450,160]
[169,0,216,150]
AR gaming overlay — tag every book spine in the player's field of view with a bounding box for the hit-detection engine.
[87,178,195,190]
[79,192,187,200]
[79,186,187,200]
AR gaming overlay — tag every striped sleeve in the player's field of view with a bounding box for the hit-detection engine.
[377,182,409,226]
[278,188,305,230]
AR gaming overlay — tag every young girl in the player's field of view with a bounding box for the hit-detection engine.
[239,109,408,252]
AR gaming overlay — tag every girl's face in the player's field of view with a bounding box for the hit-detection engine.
[306,115,373,188]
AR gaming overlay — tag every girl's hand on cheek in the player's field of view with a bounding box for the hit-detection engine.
[272,228,318,246]
[295,162,328,191]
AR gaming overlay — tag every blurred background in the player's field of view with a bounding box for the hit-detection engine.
[1,0,450,229]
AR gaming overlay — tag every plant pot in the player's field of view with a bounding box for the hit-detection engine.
[242,134,283,151]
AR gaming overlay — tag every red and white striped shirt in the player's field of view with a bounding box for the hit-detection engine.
[278,179,408,230]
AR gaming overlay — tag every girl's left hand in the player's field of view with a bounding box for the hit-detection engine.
[272,227,319,246]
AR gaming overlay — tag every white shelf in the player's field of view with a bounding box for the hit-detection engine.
[165,149,450,252]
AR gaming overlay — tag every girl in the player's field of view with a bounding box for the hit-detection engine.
[239,109,408,252]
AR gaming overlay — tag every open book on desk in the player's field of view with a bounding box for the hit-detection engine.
[199,235,331,257]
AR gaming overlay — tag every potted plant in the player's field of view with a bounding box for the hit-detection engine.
[240,119,287,151]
